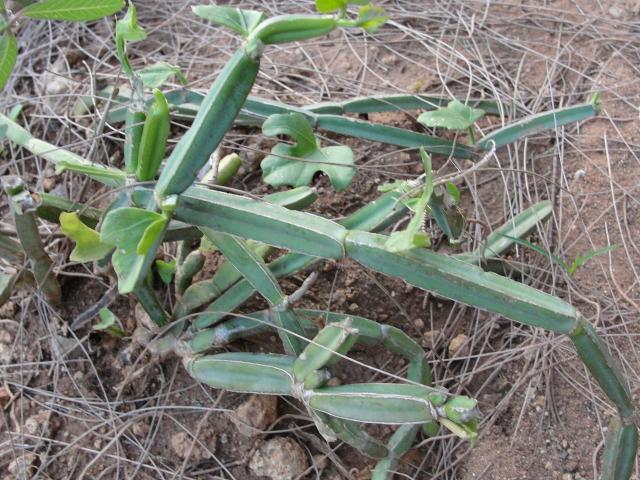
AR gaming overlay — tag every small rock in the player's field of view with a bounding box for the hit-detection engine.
[42,178,56,192]
[232,394,278,437]
[561,474,573,480]
[312,454,328,471]
[8,452,36,478]
[131,421,149,438]
[564,460,579,473]
[249,437,309,480]
[413,318,424,329]
[170,431,214,461]
[561,439,569,449]
[0,301,16,317]
[421,329,440,349]
[608,6,624,18]
[380,54,398,66]
[448,333,470,357]
[23,410,51,436]
[348,302,359,312]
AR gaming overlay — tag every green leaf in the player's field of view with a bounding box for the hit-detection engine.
[567,244,619,276]
[0,32,17,90]
[355,4,388,32]
[192,5,266,37]
[59,212,113,262]
[155,259,175,284]
[54,160,126,187]
[22,0,125,21]
[497,234,568,271]
[385,149,433,252]
[429,183,466,243]
[261,113,355,191]
[0,272,17,306]
[136,217,167,255]
[94,308,125,337]
[315,0,369,14]
[138,62,187,89]
[8,103,22,121]
[100,207,165,293]
[418,99,485,131]
[115,1,147,79]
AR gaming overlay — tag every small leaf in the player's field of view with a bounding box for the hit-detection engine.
[138,62,187,88]
[94,308,125,337]
[22,0,125,21]
[0,272,17,306]
[567,243,619,276]
[355,4,388,32]
[8,103,22,120]
[155,259,175,284]
[192,5,266,37]
[115,1,147,79]
[418,99,485,131]
[136,217,167,255]
[100,207,165,293]
[385,150,433,252]
[0,32,17,90]
[60,212,113,262]
[261,113,355,191]
[315,0,369,13]
[54,160,126,187]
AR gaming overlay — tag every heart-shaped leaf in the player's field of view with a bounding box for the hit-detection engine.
[100,207,165,293]
[418,100,485,131]
[60,212,113,262]
[94,308,125,337]
[138,62,187,89]
[192,5,266,37]
[261,113,354,191]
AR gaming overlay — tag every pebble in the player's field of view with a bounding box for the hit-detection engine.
[249,437,309,480]
[448,333,470,357]
[232,394,278,437]
[8,452,36,478]
[170,431,214,461]
[421,329,440,349]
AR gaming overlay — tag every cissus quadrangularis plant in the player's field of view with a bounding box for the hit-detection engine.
[0,2,636,479]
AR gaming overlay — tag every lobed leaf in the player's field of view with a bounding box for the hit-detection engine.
[417,99,485,131]
[21,0,125,21]
[59,212,113,262]
[261,113,354,190]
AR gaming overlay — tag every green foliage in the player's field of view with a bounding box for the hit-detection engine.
[385,149,432,252]
[354,4,388,32]
[261,113,354,190]
[315,0,369,14]
[499,234,619,277]
[115,1,147,79]
[417,99,485,130]
[59,212,113,262]
[21,0,124,21]
[0,32,17,90]
[192,4,265,37]
[100,207,166,293]
[94,308,125,337]
[155,259,175,284]
[138,62,187,88]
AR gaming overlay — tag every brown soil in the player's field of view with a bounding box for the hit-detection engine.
[1,1,639,479]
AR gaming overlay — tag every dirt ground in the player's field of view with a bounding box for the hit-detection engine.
[0,1,639,479]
